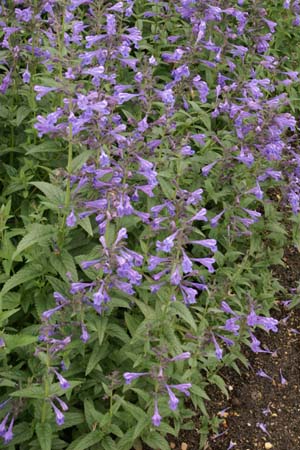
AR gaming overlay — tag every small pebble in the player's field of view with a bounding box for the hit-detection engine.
[170,443,176,449]
[181,443,188,450]
[265,443,273,449]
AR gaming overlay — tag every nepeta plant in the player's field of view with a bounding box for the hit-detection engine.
[0,0,299,448]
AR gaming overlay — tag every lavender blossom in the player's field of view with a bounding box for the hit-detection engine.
[50,402,65,426]
[256,422,270,436]
[152,399,162,426]
[165,385,179,411]
[2,417,14,444]
[123,372,148,384]
[53,369,70,389]
[279,368,287,385]
[256,369,272,380]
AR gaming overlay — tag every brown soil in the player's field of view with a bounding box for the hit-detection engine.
[142,244,300,450]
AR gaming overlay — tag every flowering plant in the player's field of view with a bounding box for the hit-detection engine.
[0,1,299,448]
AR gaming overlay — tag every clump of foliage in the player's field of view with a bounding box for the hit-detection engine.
[0,1,299,449]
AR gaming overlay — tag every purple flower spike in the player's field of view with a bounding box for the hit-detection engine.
[123,372,148,384]
[152,399,162,426]
[165,385,179,411]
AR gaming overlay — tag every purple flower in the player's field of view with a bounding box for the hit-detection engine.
[192,257,215,273]
[222,318,240,335]
[279,369,287,385]
[180,145,194,156]
[3,417,14,444]
[202,161,218,176]
[256,422,270,436]
[246,181,263,200]
[34,85,56,101]
[50,402,64,426]
[170,266,181,285]
[172,64,190,82]
[189,239,217,252]
[211,210,225,227]
[80,324,90,343]
[53,369,70,389]
[170,383,192,396]
[256,369,272,380]
[105,14,116,35]
[123,372,148,384]
[156,232,177,253]
[54,396,69,411]
[15,7,32,22]
[182,251,193,274]
[170,352,191,361]
[152,400,162,426]
[42,304,65,320]
[180,285,197,305]
[211,334,223,360]
[22,65,31,84]
[193,76,209,102]
[66,210,76,227]
[0,413,9,436]
[165,385,179,411]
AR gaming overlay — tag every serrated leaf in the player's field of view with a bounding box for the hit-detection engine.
[106,323,130,343]
[31,182,65,206]
[78,216,93,236]
[0,308,19,323]
[70,150,91,172]
[132,415,150,441]
[15,106,31,126]
[158,176,175,199]
[11,385,45,399]
[209,374,228,398]
[142,432,170,450]
[4,333,38,350]
[1,264,43,296]
[49,250,78,282]
[171,301,197,332]
[66,431,103,450]
[12,224,55,260]
[36,423,52,450]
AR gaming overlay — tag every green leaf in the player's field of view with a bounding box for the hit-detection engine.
[78,216,93,236]
[12,224,55,260]
[1,264,43,296]
[15,106,31,126]
[49,250,78,282]
[11,385,45,399]
[209,374,229,398]
[70,150,91,172]
[132,415,150,441]
[31,182,65,206]
[36,423,52,450]
[0,308,19,323]
[158,176,175,199]
[142,432,170,450]
[66,431,103,450]
[4,333,38,350]
[171,301,197,332]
